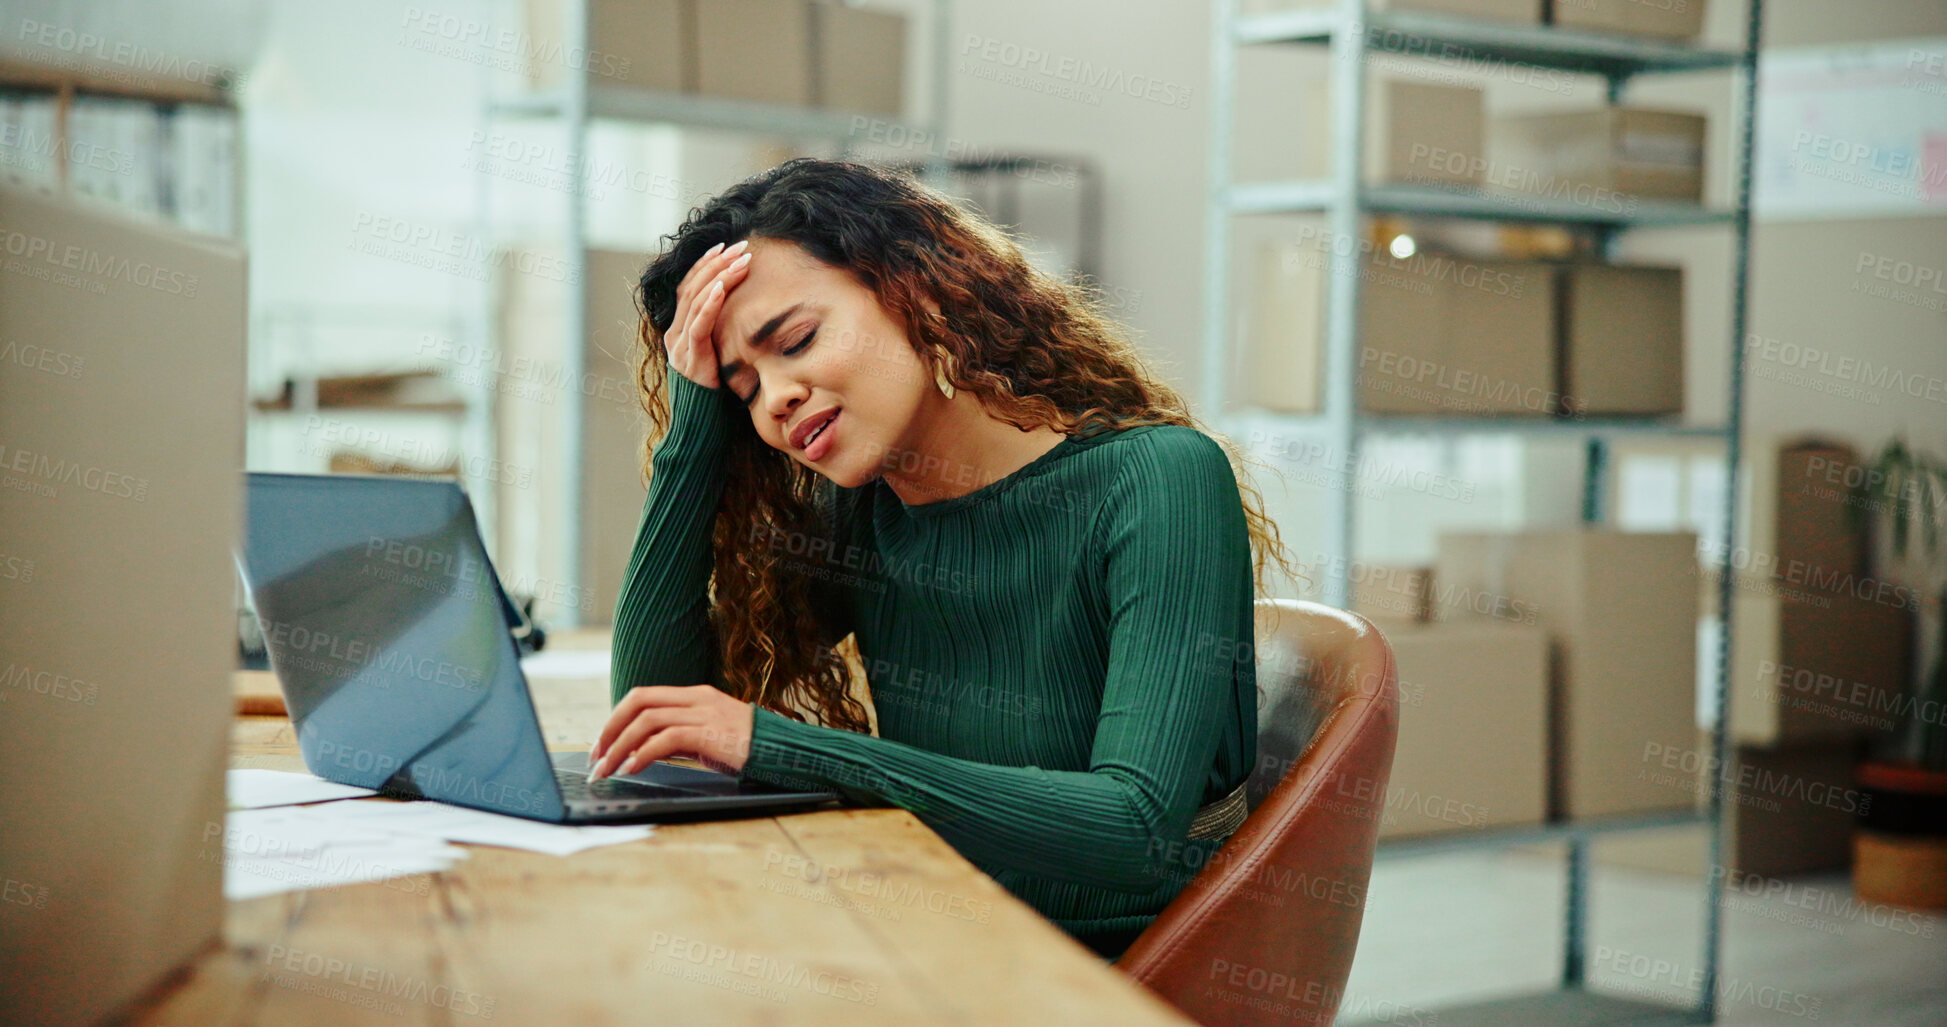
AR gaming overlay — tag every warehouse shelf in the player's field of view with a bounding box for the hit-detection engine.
[1234,7,1744,77]
[476,0,954,628]
[489,84,922,140]
[1375,807,1708,862]
[1205,0,1763,1021]
[1229,180,1739,227]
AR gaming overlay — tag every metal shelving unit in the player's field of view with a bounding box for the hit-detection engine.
[1203,1,1764,1022]
[477,0,953,628]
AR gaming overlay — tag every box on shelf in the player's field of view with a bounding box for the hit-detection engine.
[1435,530,1700,819]
[524,0,691,92]
[1240,244,1556,416]
[1361,252,1557,415]
[1715,570,1913,748]
[696,0,815,106]
[1301,79,1487,188]
[1550,0,1707,40]
[1381,623,1551,839]
[813,1,907,117]
[1244,0,1542,22]
[1556,262,1684,416]
[1491,107,1706,204]
[1350,564,1434,627]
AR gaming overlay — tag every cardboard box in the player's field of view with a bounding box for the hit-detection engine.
[1599,736,1865,878]
[1241,240,1326,413]
[1241,245,1555,416]
[696,0,814,106]
[1551,0,1707,40]
[1360,253,1557,415]
[1350,564,1434,627]
[1302,79,1487,187]
[0,181,246,1026]
[813,1,906,116]
[1739,437,1868,585]
[1381,624,1551,838]
[1434,531,1700,819]
[1717,571,1914,748]
[495,246,652,628]
[1557,263,1684,416]
[1491,107,1706,204]
[525,0,691,92]
[1245,0,1542,22]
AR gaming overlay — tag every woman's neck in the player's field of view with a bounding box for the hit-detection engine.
[880,393,1067,507]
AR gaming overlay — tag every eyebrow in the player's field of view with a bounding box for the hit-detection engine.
[718,302,807,384]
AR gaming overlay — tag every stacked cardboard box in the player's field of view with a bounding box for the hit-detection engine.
[1244,0,1543,21]
[1556,263,1685,416]
[1300,80,1487,188]
[524,0,906,116]
[1435,530,1700,819]
[1550,0,1708,39]
[1380,624,1551,839]
[1349,563,1435,629]
[1492,107,1707,205]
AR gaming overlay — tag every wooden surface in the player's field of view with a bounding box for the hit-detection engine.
[135,633,1192,1025]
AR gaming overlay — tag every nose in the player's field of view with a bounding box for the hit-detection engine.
[759,367,807,433]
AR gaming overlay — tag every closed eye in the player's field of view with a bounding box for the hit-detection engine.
[740,328,817,407]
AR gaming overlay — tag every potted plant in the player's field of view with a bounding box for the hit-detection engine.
[1849,436,1947,908]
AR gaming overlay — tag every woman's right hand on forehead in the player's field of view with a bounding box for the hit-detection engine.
[665,238,754,390]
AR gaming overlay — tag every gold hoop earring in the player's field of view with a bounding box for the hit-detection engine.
[934,361,956,400]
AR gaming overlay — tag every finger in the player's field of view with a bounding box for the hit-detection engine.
[674,239,747,316]
[593,686,706,758]
[593,709,709,778]
[616,725,712,776]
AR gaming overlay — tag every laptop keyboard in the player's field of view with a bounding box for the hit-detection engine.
[554,767,698,802]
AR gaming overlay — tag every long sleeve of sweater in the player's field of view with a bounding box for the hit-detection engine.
[608,371,743,704]
[733,430,1254,896]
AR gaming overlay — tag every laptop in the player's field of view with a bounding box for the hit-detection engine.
[235,471,839,824]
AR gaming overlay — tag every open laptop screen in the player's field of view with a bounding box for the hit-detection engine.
[238,472,565,820]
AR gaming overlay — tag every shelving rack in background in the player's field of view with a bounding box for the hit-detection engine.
[478,0,954,628]
[1203,0,1763,1023]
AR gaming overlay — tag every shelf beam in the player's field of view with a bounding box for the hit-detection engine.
[1234,9,1743,78]
[489,85,924,142]
[1228,181,1738,228]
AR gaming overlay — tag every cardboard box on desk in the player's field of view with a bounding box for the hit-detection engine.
[1557,263,1684,416]
[1434,530,1700,819]
[1381,624,1550,839]
[0,181,246,1027]
[1491,107,1706,205]
[697,0,815,106]
[813,1,906,117]
[1551,0,1707,40]
[524,0,692,92]
[1301,79,1487,188]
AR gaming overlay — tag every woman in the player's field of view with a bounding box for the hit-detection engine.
[589,157,1298,962]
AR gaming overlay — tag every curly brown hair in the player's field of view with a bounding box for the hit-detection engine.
[634,157,1301,735]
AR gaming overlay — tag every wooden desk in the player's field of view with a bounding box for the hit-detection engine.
[131,639,1192,1025]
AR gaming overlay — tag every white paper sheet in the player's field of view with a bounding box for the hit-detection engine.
[226,769,379,809]
[315,799,654,857]
[218,805,467,900]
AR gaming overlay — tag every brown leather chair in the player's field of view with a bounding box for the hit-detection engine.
[1117,599,1400,1026]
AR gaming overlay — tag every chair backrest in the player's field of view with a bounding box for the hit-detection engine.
[1117,599,1400,1026]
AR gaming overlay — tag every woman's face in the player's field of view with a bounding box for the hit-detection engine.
[711,237,938,488]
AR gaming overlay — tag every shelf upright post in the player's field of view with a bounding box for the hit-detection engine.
[1319,0,1369,612]
[560,0,592,628]
[1202,0,1240,428]
[1700,2,1764,1020]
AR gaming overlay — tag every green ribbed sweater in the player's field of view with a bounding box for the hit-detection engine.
[611,371,1257,949]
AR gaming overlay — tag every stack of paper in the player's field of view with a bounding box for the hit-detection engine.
[215,774,657,900]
